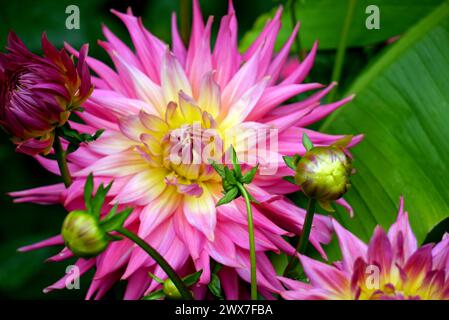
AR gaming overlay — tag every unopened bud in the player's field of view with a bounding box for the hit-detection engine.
[295,146,352,201]
[61,210,109,258]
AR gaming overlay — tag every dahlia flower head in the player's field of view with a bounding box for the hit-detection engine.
[281,198,449,300]
[11,0,362,299]
[0,32,92,155]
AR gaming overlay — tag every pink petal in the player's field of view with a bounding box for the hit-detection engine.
[18,235,63,252]
[299,254,349,294]
[387,197,418,263]
[367,226,393,274]
[332,219,367,273]
[183,185,217,241]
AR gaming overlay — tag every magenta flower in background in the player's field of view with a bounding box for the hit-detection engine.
[10,0,363,299]
[0,32,92,155]
[280,198,449,300]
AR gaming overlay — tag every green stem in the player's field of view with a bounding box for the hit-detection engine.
[236,182,258,300]
[53,132,72,187]
[180,0,191,45]
[289,0,302,60]
[328,0,358,102]
[116,227,193,300]
[283,198,316,276]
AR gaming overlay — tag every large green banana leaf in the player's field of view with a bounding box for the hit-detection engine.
[321,1,449,242]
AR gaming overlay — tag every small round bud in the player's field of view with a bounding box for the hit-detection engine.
[295,146,352,201]
[61,210,109,258]
[163,279,182,300]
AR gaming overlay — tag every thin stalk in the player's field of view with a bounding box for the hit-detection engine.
[328,0,358,102]
[53,132,72,187]
[236,182,257,300]
[116,227,193,300]
[180,0,191,45]
[283,198,317,276]
[289,0,302,60]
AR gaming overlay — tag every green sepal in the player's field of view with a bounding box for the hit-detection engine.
[60,123,104,155]
[208,273,223,299]
[209,160,225,178]
[183,270,203,287]
[318,200,335,212]
[142,289,165,300]
[224,166,237,185]
[246,190,260,204]
[230,146,242,179]
[106,233,123,241]
[100,207,133,232]
[283,155,300,170]
[332,135,353,148]
[216,187,239,207]
[91,181,113,217]
[102,203,118,222]
[302,133,314,152]
[282,176,296,185]
[148,272,165,284]
[84,173,94,213]
[241,164,259,184]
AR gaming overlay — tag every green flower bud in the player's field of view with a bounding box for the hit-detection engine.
[295,146,352,201]
[61,210,109,258]
[163,278,182,300]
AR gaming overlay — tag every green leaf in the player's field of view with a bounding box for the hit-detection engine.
[60,125,104,155]
[283,155,300,170]
[302,133,314,152]
[92,129,105,141]
[208,273,223,299]
[240,0,444,51]
[183,270,203,287]
[142,289,165,300]
[320,2,449,242]
[282,176,296,185]
[423,217,449,245]
[230,146,242,179]
[216,188,239,207]
[241,164,259,184]
[84,173,94,213]
[100,208,133,232]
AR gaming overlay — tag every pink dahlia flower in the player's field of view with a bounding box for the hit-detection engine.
[280,198,449,300]
[0,32,92,155]
[10,1,362,299]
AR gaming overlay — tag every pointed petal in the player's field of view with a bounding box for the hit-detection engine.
[183,184,217,241]
[332,219,367,273]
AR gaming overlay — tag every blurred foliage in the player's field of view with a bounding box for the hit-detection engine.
[240,0,444,51]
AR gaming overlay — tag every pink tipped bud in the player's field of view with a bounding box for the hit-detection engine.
[0,32,92,155]
[295,145,353,201]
